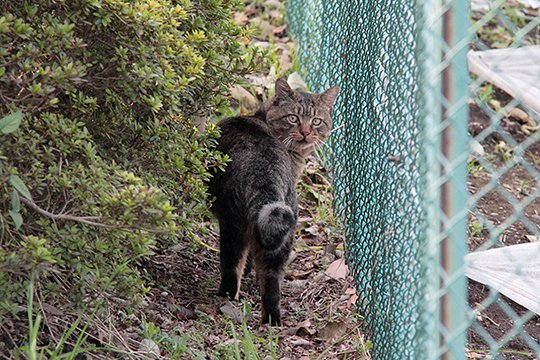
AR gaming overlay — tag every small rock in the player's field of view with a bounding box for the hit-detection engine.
[508,107,530,124]
[220,301,243,323]
[264,0,284,9]
[470,139,485,156]
[289,279,308,289]
[287,72,308,92]
[176,306,197,320]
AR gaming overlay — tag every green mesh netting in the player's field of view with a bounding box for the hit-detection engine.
[290,0,540,358]
[288,1,427,358]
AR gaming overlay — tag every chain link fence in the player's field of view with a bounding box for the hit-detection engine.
[289,0,540,358]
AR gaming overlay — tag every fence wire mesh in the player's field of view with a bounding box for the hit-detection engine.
[288,0,540,359]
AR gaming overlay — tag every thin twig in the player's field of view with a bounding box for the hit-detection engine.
[21,198,111,227]
[20,198,168,233]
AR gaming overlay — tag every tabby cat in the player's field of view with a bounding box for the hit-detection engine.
[208,79,339,325]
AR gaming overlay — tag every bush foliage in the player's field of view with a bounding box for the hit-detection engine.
[0,0,252,330]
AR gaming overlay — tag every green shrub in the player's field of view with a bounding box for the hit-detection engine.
[0,0,253,344]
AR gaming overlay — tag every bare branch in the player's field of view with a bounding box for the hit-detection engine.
[21,197,113,227]
[20,198,171,234]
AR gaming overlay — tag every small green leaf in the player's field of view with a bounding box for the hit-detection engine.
[9,175,32,200]
[9,210,23,230]
[0,111,23,134]
[11,190,20,212]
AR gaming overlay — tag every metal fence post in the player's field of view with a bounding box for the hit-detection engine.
[418,0,470,358]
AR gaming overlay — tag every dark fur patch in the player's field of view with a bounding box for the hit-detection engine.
[208,114,297,325]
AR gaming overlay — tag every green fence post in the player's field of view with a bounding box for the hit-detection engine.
[418,0,470,358]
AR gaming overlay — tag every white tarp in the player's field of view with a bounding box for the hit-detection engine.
[465,242,540,315]
[471,0,540,12]
[468,46,540,115]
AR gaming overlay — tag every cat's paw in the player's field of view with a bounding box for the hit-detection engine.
[217,285,237,300]
[261,311,281,326]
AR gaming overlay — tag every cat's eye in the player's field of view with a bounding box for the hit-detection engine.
[287,115,299,124]
[312,118,323,126]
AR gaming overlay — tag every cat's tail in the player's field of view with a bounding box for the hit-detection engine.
[256,201,296,251]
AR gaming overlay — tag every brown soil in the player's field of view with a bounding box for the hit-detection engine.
[140,158,368,359]
[467,88,540,359]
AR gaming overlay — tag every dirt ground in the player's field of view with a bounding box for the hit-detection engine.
[140,156,369,359]
[467,88,540,359]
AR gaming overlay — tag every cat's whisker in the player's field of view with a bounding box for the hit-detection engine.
[314,138,325,150]
[283,136,294,149]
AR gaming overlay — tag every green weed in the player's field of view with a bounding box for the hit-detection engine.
[15,273,115,359]
[468,159,484,175]
[494,141,513,163]
[469,221,484,237]
[519,179,530,195]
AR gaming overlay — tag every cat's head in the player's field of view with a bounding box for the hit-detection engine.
[264,79,339,153]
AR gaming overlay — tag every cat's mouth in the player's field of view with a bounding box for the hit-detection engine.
[293,139,316,149]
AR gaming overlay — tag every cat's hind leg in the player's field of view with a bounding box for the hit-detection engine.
[250,201,296,325]
[217,222,249,300]
[253,231,294,326]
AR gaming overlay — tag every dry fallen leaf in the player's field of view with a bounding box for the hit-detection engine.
[219,301,243,323]
[318,321,347,342]
[346,294,359,309]
[297,215,313,223]
[287,72,308,92]
[233,11,249,25]
[139,339,161,359]
[41,303,64,316]
[345,287,356,295]
[289,336,311,347]
[288,268,314,279]
[326,258,349,280]
[296,319,317,336]
[466,350,487,359]
[303,224,321,237]
[272,24,288,37]
[526,235,540,242]
[508,107,530,124]
[230,85,258,113]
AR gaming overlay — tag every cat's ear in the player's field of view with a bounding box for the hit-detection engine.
[318,86,340,109]
[274,78,297,101]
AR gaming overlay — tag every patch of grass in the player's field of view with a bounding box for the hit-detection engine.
[494,141,513,163]
[500,3,527,29]
[519,179,530,195]
[468,159,484,175]
[142,300,279,359]
[528,151,540,167]
[478,83,494,104]
[469,221,484,237]
[15,273,114,359]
